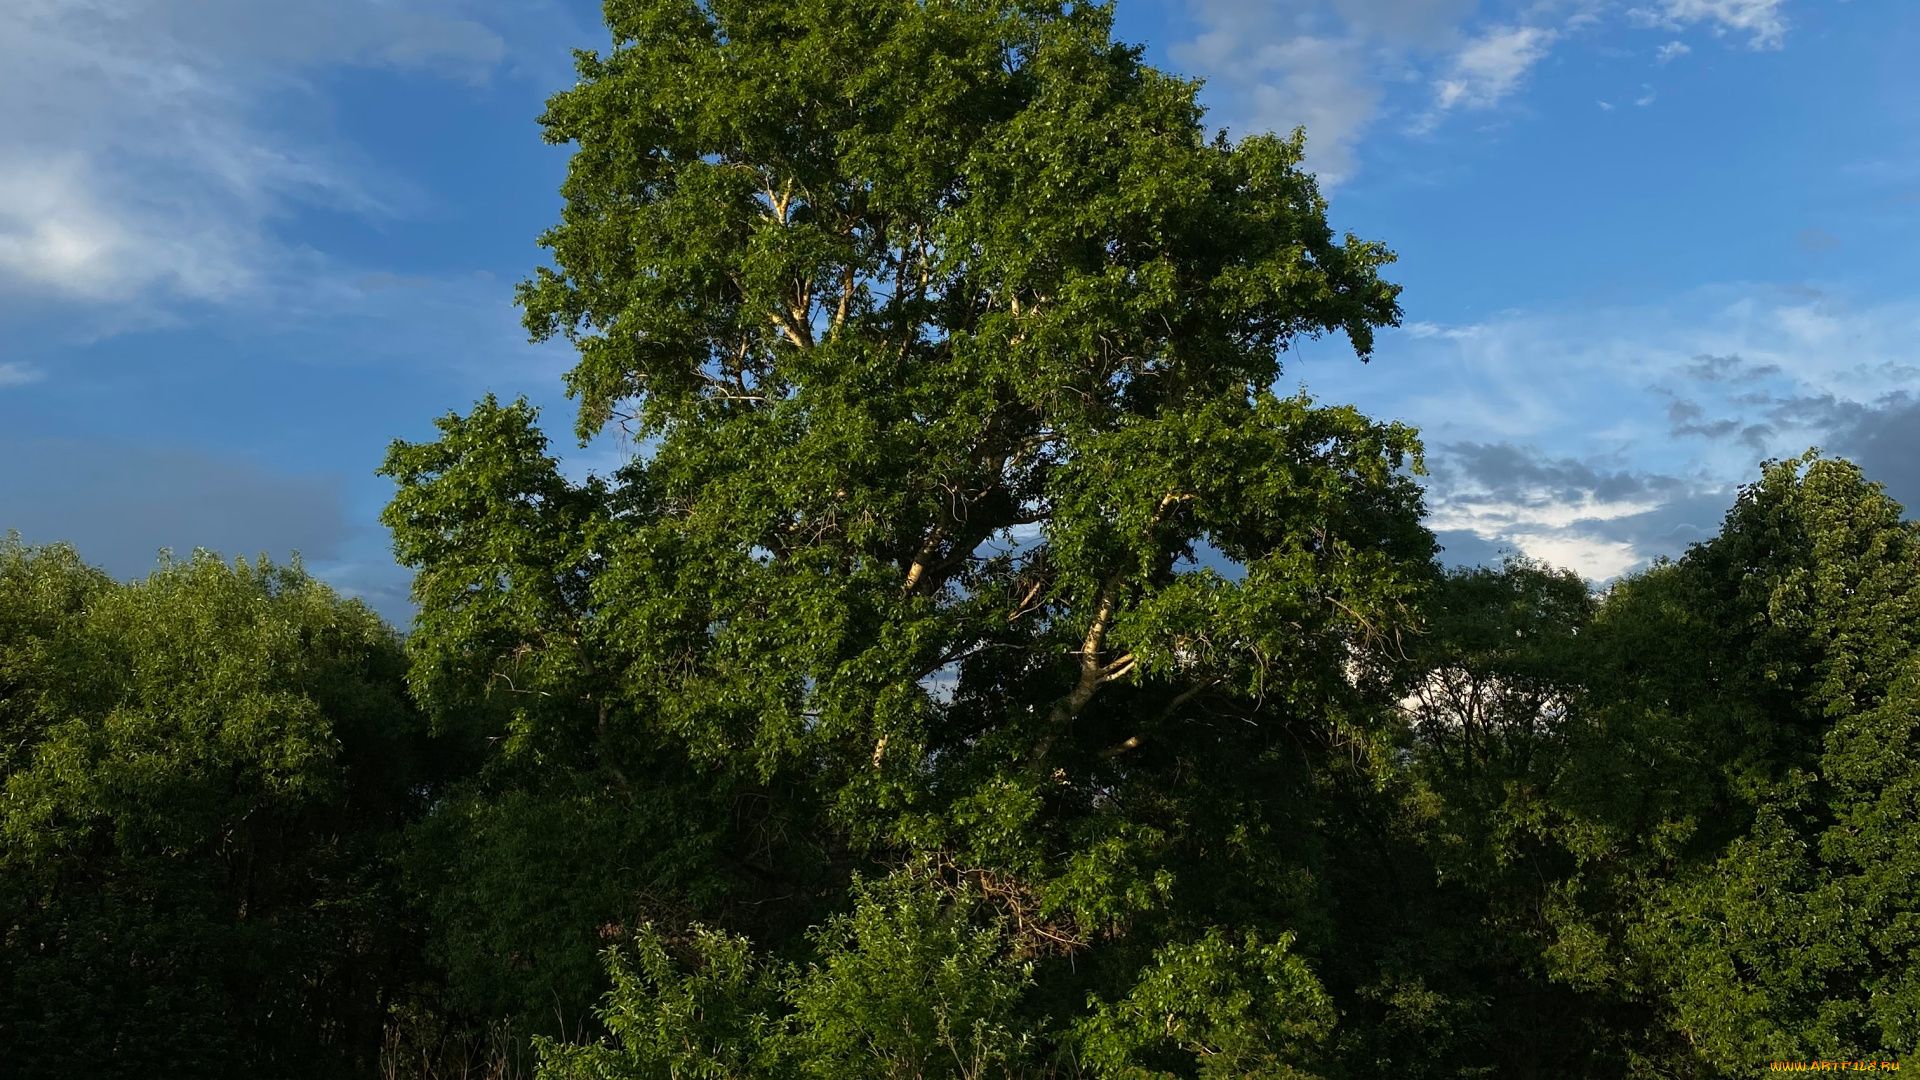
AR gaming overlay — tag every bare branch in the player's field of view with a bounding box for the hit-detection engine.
[1007,577,1047,623]
[1097,679,1218,759]
[766,177,793,224]
[902,527,946,594]
[1032,488,1197,758]
[1043,572,1128,733]
[832,263,856,332]
[769,309,813,350]
[1148,490,1193,526]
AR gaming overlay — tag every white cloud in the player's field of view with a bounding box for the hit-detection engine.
[1402,320,1483,338]
[1415,437,1710,580]
[0,152,259,305]
[1169,0,1573,180]
[1504,533,1642,579]
[1378,287,1920,468]
[1629,0,1790,49]
[1655,40,1692,63]
[0,362,44,387]
[1433,25,1560,112]
[1171,2,1388,184]
[0,0,577,313]
[1170,0,1523,182]
[1429,491,1664,535]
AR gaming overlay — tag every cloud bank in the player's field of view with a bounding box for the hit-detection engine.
[1313,282,1920,580]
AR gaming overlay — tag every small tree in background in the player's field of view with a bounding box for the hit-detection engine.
[1387,459,1920,1074]
[1555,457,1920,1071]
[0,541,435,1079]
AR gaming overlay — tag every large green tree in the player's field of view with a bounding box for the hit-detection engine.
[382,0,1437,1072]
[0,541,433,1079]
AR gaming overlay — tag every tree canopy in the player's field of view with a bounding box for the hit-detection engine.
[381,0,1432,1074]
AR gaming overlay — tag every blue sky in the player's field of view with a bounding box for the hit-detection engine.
[1,0,1914,622]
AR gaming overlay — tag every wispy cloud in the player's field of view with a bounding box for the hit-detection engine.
[0,362,44,388]
[1432,25,1560,113]
[1169,0,1416,183]
[1168,0,1569,180]
[1655,40,1693,63]
[1171,0,1802,183]
[0,0,581,318]
[1628,0,1791,49]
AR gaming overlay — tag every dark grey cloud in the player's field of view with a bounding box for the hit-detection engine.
[1440,442,1693,508]
[1653,377,1920,471]
[1667,398,1742,439]
[1825,394,1920,514]
[1683,353,1780,383]
[1428,441,1735,578]
[1432,527,1509,567]
[1573,485,1737,562]
[0,437,350,580]
[1643,384,1920,517]
[1763,391,1878,433]
[1661,358,1795,446]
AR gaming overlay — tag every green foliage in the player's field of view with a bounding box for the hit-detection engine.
[12,0,1916,1075]
[384,0,1430,1064]
[1389,458,1920,1075]
[1597,457,1920,1069]
[536,923,786,1080]
[1077,930,1334,1080]
[1400,557,1593,780]
[788,870,1037,1080]
[381,399,808,1028]
[1377,559,1652,1078]
[537,868,1037,1080]
[518,0,1402,444]
[0,539,433,1078]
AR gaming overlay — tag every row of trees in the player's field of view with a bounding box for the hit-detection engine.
[4,0,1915,1074]
[8,461,1911,1078]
